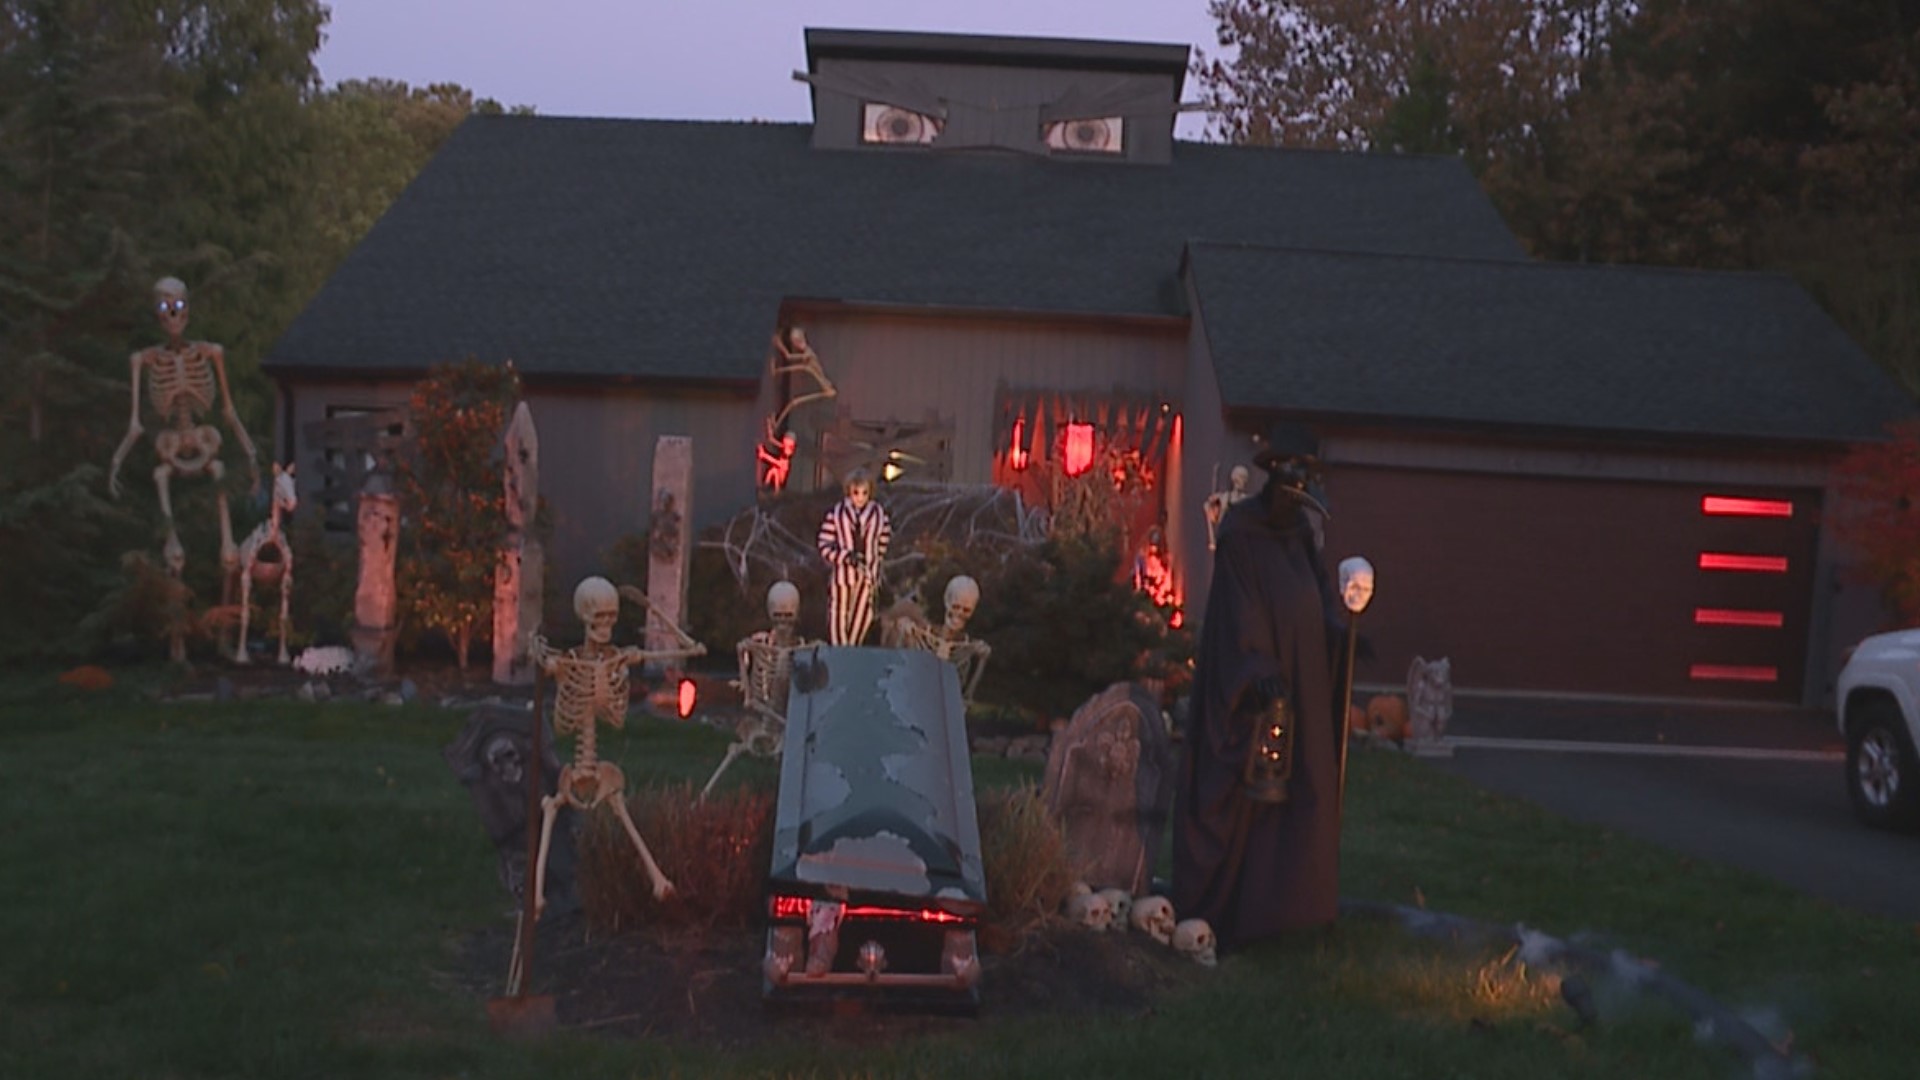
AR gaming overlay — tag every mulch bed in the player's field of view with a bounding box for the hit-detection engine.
[454,914,1208,1047]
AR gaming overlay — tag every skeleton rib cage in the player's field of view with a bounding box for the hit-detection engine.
[146,346,218,426]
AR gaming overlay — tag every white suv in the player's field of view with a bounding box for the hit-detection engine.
[1836,629,1920,831]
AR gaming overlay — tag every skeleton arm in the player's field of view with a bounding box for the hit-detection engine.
[208,344,260,495]
[529,631,561,675]
[613,584,709,664]
[108,353,146,498]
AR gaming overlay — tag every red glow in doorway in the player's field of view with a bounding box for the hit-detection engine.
[1063,422,1095,477]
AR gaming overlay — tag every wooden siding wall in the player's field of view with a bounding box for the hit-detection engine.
[787,310,1188,488]
[283,378,760,594]
[810,58,1178,163]
[1175,308,1235,622]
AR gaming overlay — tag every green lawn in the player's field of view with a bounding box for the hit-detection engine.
[2,670,1913,1079]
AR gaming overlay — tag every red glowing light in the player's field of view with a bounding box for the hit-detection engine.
[1701,496,1793,518]
[677,677,697,718]
[771,895,811,920]
[1694,608,1785,628]
[1169,608,1184,629]
[1063,422,1095,477]
[1008,417,1029,470]
[1688,664,1779,682]
[757,420,796,491]
[842,904,971,924]
[1698,552,1789,573]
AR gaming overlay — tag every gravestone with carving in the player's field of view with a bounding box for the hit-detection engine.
[350,479,401,677]
[493,402,543,686]
[645,435,694,658]
[1040,681,1175,895]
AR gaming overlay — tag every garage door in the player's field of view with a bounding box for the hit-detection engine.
[1322,467,1820,703]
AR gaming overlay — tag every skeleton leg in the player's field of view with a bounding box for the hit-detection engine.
[614,776,683,895]
[233,556,254,664]
[699,741,749,803]
[210,460,237,570]
[532,788,565,920]
[152,463,184,576]
[276,552,292,664]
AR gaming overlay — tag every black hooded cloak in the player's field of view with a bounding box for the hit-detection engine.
[1172,491,1345,945]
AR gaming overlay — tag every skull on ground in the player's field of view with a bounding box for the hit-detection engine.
[1095,887,1133,929]
[1172,918,1217,966]
[1130,895,1177,945]
[1065,890,1114,933]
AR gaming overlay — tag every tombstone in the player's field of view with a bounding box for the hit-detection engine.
[443,703,578,914]
[1040,681,1175,895]
[350,481,401,678]
[493,402,543,686]
[645,435,694,657]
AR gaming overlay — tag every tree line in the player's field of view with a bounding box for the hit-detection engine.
[1197,0,1920,396]
[0,0,520,659]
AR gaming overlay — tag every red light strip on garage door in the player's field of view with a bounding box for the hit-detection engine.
[1688,664,1779,682]
[1698,552,1789,572]
[1701,496,1793,517]
[1694,608,1785,628]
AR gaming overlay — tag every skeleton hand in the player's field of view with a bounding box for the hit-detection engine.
[529,632,558,673]
[107,422,144,499]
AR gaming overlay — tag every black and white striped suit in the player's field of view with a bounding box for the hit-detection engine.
[816,497,891,645]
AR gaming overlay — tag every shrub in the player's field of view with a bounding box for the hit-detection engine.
[1832,419,1920,626]
[977,782,1080,954]
[577,783,775,937]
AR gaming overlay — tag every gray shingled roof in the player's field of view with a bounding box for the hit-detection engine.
[265,115,1523,382]
[1186,242,1914,443]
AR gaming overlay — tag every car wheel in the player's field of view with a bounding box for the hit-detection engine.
[1845,698,1920,832]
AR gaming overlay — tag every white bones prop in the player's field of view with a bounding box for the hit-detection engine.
[1202,465,1253,551]
[232,463,298,664]
[702,581,814,801]
[768,326,838,432]
[1130,895,1177,945]
[528,577,706,919]
[898,574,992,702]
[1065,890,1114,932]
[1172,918,1218,966]
[1096,887,1133,929]
[108,277,260,583]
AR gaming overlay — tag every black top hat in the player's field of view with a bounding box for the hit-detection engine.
[1252,421,1320,472]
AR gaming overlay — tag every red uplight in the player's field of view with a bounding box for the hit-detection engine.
[1698,552,1789,573]
[1702,496,1793,518]
[1169,608,1184,629]
[1694,608,1784,628]
[1063,422,1095,477]
[677,677,697,718]
[771,895,811,920]
[843,904,971,925]
[1689,664,1779,682]
[1009,417,1029,471]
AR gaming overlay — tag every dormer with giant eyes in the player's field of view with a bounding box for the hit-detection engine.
[799,28,1191,164]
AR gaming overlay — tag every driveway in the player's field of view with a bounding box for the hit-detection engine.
[1418,695,1920,922]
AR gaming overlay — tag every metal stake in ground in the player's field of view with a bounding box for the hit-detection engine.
[1333,557,1375,816]
[492,664,556,1035]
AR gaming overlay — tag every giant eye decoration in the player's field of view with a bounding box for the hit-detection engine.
[862,103,942,146]
[1043,116,1124,154]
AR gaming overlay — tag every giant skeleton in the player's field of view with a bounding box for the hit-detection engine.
[109,277,260,580]
[895,575,992,703]
[700,581,814,801]
[815,468,891,646]
[527,577,706,920]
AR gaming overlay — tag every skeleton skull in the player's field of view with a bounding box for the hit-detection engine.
[1172,918,1217,967]
[943,575,979,634]
[767,580,800,639]
[1130,895,1177,946]
[153,276,189,340]
[1096,887,1132,929]
[1229,465,1249,494]
[1065,890,1114,933]
[573,576,619,645]
[482,733,525,785]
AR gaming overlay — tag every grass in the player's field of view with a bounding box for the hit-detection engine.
[2,667,1915,1078]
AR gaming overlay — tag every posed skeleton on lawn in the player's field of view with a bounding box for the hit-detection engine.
[108,277,260,579]
[896,575,992,703]
[231,463,298,665]
[700,581,815,801]
[527,577,706,919]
